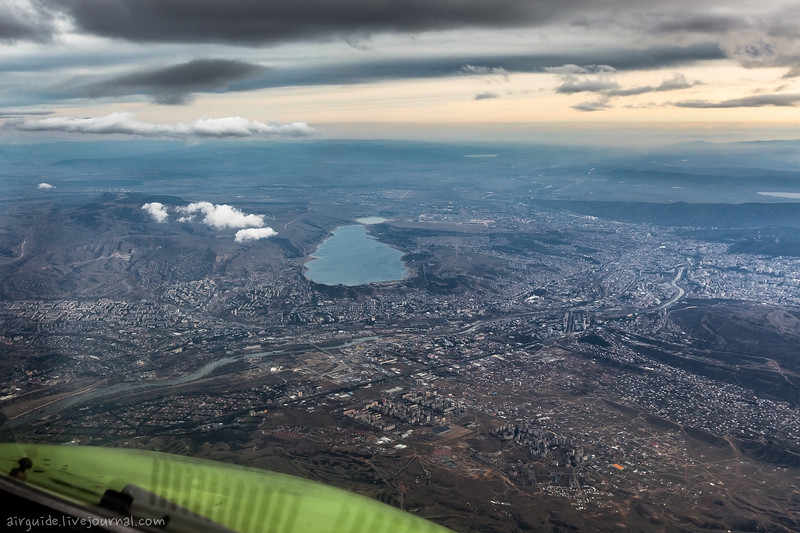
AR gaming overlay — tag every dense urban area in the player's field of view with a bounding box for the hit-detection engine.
[1,141,799,532]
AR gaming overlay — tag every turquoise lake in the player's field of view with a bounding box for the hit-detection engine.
[304,224,408,286]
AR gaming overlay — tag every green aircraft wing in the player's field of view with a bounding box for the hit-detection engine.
[1,442,454,533]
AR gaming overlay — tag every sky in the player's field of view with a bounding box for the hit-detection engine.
[2,0,800,144]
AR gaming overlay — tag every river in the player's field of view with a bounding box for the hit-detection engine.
[1,336,383,429]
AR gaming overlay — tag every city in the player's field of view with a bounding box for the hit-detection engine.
[2,152,799,531]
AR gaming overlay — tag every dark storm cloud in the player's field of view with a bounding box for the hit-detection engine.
[41,0,594,45]
[0,3,54,42]
[649,14,747,35]
[674,93,800,108]
[33,42,723,105]
[40,0,778,52]
[9,0,799,80]
[0,42,722,78]
[70,59,269,105]
[544,43,721,73]
[250,43,724,89]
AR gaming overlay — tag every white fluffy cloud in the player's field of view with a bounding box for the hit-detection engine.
[142,200,278,242]
[141,202,169,223]
[178,202,264,229]
[235,227,278,242]
[13,113,315,139]
[37,182,54,190]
